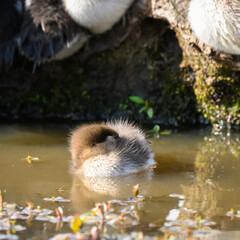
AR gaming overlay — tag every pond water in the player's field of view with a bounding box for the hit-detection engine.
[0,124,240,239]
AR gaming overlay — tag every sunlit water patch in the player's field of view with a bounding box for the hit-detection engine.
[0,124,240,239]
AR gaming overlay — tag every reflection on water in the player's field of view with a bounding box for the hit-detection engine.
[0,124,240,239]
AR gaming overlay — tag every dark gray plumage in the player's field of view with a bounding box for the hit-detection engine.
[0,0,136,67]
[19,0,90,62]
[0,0,23,69]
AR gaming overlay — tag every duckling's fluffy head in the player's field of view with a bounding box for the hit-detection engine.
[69,120,155,177]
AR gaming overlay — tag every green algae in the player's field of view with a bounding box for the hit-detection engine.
[194,64,240,128]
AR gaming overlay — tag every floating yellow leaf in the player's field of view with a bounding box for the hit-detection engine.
[26,201,34,210]
[196,216,202,221]
[21,156,40,164]
[160,130,172,135]
[70,215,83,233]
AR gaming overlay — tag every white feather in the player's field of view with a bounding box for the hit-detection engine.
[53,33,90,60]
[25,0,31,10]
[63,0,134,34]
[188,0,240,55]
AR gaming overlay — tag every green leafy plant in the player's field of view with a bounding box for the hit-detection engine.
[129,96,154,119]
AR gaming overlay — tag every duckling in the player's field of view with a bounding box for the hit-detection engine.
[69,120,155,177]
[188,0,240,55]
[2,0,135,65]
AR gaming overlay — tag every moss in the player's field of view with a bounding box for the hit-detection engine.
[193,64,240,128]
[178,29,240,128]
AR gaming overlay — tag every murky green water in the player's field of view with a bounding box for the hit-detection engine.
[0,124,240,239]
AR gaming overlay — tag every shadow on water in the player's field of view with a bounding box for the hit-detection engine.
[0,124,240,238]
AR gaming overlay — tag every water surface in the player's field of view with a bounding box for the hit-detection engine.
[0,124,240,239]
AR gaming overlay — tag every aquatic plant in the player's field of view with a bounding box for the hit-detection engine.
[129,96,154,119]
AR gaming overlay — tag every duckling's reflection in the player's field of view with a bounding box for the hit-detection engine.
[70,161,195,220]
[71,170,154,212]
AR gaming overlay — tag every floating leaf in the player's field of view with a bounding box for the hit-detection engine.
[26,201,34,210]
[21,156,40,164]
[0,190,6,212]
[160,130,172,135]
[133,184,140,198]
[43,196,71,203]
[0,233,18,240]
[55,207,63,221]
[35,215,55,221]
[169,194,185,199]
[70,215,83,233]
[12,225,26,232]
[196,216,202,221]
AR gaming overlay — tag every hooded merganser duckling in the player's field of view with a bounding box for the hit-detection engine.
[188,0,240,55]
[23,0,134,60]
[69,120,155,177]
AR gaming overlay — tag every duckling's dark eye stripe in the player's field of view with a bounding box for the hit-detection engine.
[94,134,113,144]
[91,129,119,145]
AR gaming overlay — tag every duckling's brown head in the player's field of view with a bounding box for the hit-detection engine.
[70,124,119,169]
